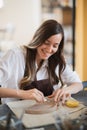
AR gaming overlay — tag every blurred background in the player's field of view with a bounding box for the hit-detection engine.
[0,0,87,81]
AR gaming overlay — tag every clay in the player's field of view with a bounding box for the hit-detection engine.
[25,99,57,114]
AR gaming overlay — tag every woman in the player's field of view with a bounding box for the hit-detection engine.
[0,19,83,104]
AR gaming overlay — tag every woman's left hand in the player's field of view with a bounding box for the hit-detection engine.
[48,87,71,104]
[48,82,83,104]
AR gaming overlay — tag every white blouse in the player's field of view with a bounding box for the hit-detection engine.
[0,47,81,104]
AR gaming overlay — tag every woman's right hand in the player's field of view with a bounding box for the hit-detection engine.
[18,88,45,103]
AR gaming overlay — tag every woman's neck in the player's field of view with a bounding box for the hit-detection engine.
[36,57,44,71]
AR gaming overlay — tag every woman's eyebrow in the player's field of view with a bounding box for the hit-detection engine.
[46,39,50,42]
[46,39,60,45]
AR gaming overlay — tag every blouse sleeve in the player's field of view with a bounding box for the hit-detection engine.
[61,64,81,85]
[0,47,25,88]
[0,50,15,86]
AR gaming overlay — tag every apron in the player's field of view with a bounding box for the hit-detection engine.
[23,79,54,96]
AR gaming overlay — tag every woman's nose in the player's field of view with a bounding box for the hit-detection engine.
[47,45,53,53]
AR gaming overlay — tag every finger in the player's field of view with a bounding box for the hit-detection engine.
[58,90,64,101]
[34,88,43,96]
[60,93,70,104]
[62,94,66,104]
[30,89,44,102]
[33,89,45,100]
[37,90,44,97]
[65,93,71,101]
[37,93,45,102]
[48,92,55,98]
[54,89,62,102]
[34,92,44,103]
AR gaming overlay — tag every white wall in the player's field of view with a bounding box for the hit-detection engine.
[0,0,42,46]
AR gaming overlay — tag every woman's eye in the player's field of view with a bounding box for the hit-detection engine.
[53,44,58,48]
[44,42,50,45]
[44,41,59,48]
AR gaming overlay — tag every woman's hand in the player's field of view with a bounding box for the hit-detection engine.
[48,87,71,104]
[18,88,45,103]
[48,82,83,104]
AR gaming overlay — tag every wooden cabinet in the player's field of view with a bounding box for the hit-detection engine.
[62,7,72,25]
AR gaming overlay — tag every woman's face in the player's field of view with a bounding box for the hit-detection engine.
[36,33,62,63]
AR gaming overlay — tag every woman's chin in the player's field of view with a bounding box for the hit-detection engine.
[42,56,50,60]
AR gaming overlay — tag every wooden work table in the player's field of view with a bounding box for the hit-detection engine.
[0,91,87,130]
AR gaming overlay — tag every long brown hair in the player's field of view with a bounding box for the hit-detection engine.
[20,19,66,89]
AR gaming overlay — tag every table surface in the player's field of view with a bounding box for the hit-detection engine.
[0,90,87,130]
[0,104,57,130]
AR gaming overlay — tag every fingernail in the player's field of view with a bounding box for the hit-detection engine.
[44,98,47,102]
